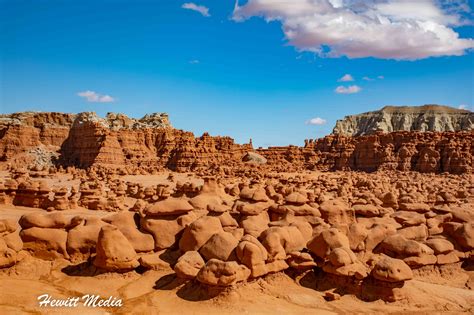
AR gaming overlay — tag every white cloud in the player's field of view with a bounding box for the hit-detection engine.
[306,117,327,125]
[338,74,354,82]
[189,59,200,64]
[458,104,470,110]
[378,75,385,79]
[77,91,115,103]
[335,85,362,94]
[232,0,474,60]
[182,2,210,17]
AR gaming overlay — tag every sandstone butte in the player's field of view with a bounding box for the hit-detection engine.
[0,106,473,314]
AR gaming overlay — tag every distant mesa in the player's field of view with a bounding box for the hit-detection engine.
[333,105,473,136]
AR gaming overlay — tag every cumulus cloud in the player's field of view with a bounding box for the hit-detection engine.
[77,91,115,103]
[306,117,327,125]
[189,59,200,64]
[335,85,362,94]
[182,2,210,17]
[232,0,474,60]
[338,74,354,82]
[458,104,470,110]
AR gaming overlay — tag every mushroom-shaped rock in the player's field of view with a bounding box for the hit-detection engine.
[196,259,250,286]
[240,212,269,238]
[19,212,72,229]
[287,252,316,270]
[144,198,194,216]
[285,192,308,205]
[443,222,474,250]
[397,225,428,241]
[236,235,268,277]
[259,225,307,261]
[323,248,368,280]
[174,251,205,279]
[425,238,455,254]
[67,217,110,256]
[140,217,183,250]
[392,211,426,227]
[353,204,380,217]
[20,227,69,258]
[93,225,139,272]
[235,200,272,216]
[102,212,155,252]
[371,256,413,282]
[239,187,269,202]
[307,228,350,259]
[179,216,223,252]
[200,231,239,261]
[398,202,431,213]
[319,199,355,225]
[378,234,433,257]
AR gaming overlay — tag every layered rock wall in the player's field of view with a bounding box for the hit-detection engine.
[333,105,473,136]
[0,111,473,174]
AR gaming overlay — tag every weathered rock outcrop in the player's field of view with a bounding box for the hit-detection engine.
[305,131,474,173]
[333,105,473,136]
[0,110,473,174]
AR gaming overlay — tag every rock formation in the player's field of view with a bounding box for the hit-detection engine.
[1,110,473,174]
[333,105,473,136]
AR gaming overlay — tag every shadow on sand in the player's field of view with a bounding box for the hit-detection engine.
[154,273,226,301]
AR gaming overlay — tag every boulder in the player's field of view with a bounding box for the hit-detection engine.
[144,198,194,216]
[319,199,355,225]
[425,238,455,254]
[200,231,239,261]
[19,212,71,229]
[140,217,183,250]
[242,152,267,165]
[179,217,223,252]
[102,212,155,252]
[93,225,139,272]
[196,259,250,286]
[307,228,350,259]
[20,227,68,258]
[174,251,205,279]
[371,256,413,282]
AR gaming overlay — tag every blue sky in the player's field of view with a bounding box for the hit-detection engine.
[1,0,473,147]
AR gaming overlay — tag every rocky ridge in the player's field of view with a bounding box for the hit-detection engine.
[333,105,473,136]
[0,110,473,174]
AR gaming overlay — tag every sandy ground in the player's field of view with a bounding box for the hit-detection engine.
[0,258,473,315]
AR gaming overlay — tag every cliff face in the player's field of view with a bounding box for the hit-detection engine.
[0,112,75,162]
[333,105,473,136]
[0,111,172,168]
[0,111,473,174]
[308,131,474,174]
